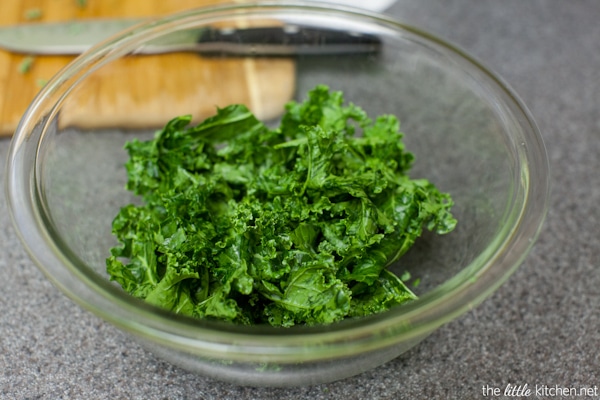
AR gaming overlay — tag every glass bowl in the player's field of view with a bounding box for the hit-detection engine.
[5,1,549,387]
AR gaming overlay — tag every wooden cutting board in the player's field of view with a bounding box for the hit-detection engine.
[0,0,296,136]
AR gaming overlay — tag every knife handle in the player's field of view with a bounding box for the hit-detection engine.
[196,25,381,56]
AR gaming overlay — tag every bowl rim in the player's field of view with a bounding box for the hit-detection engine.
[5,0,550,363]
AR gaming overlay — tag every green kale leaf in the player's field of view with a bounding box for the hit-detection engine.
[107,85,457,326]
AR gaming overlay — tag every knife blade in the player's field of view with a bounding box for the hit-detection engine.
[0,19,381,56]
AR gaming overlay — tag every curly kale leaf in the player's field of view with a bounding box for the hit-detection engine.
[107,85,457,326]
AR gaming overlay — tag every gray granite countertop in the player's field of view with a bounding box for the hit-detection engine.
[2,1,599,399]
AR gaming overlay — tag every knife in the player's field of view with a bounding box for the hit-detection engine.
[0,19,381,56]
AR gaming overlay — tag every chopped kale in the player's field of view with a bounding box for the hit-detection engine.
[106,85,456,326]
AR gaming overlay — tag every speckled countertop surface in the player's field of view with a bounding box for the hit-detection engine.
[2,1,599,399]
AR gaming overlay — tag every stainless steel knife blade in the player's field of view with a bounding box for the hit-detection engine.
[0,19,144,55]
[0,18,381,56]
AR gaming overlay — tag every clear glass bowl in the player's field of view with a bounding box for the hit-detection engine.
[5,1,549,387]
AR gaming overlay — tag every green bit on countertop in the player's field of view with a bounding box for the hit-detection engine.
[18,56,35,74]
[24,8,43,20]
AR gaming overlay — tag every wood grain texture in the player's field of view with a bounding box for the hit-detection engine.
[0,0,296,135]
